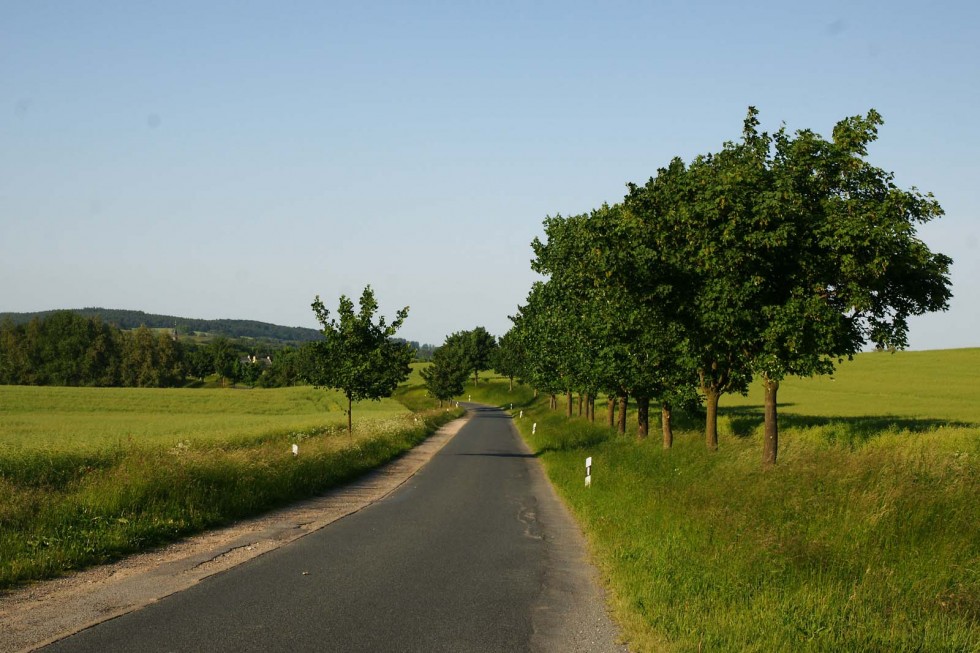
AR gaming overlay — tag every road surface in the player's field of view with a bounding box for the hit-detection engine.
[43,405,624,652]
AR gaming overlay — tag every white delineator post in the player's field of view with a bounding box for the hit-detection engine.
[532,423,537,435]
[292,444,299,456]
[519,410,523,419]
[585,456,592,487]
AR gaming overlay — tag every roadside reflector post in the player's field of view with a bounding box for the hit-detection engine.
[519,410,523,419]
[532,422,537,435]
[292,444,299,457]
[585,456,592,487]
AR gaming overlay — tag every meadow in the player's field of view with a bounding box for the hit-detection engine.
[469,349,980,652]
[0,377,460,589]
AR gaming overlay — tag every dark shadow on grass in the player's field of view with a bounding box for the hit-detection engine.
[454,452,538,459]
[719,404,974,444]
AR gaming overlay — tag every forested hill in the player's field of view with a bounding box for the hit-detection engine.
[0,308,324,343]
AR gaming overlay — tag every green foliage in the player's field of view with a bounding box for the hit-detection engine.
[517,107,952,462]
[0,312,191,388]
[307,286,414,431]
[0,308,324,344]
[420,344,469,405]
[441,327,498,384]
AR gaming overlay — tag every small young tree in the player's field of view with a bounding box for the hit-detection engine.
[307,285,413,433]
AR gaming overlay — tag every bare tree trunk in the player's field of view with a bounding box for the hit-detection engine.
[618,394,628,434]
[704,386,719,451]
[607,396,615,428]
[578,393,583,417]
[763,375,779,465]
[347,395,353,435]
[662,402,673,449]
[509,376,513,392]
[566,390,573,417]
[549,393,556,410]
[636,396,649,439]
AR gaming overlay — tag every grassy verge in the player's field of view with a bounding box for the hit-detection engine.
[482,353,980,651]
[0,383,463,591]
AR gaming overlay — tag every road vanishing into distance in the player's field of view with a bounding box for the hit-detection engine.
[43,405,624,652]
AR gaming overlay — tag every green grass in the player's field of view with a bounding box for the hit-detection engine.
[0,385,406,451]
[0,381,463,590]
[495,350,980,652]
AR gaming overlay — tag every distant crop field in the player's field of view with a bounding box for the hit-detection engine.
[723,347,980,424]
[0,385,409,451]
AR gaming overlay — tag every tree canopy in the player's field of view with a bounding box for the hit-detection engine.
[307,286,414,433]
[506,107,952,464]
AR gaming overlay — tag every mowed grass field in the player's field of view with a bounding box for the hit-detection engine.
[0,379,461,590]
[469,349,980,652]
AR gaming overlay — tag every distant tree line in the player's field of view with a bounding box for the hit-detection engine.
[421,327,498,405]
[0,311,312,388]
[0,308,325,345]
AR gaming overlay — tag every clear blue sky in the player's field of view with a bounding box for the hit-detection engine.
[2,1,977,349]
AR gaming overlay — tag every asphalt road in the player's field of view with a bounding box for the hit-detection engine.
[44,405,624,652]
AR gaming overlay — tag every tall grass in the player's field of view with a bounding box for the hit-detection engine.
[0,383,462,590]
[484,350,980,652]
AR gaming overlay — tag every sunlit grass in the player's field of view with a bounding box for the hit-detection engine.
[0,385,407,451]
[0,382,462,590]
[488,349,980,652]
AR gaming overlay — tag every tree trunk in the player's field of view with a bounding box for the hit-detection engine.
[566,390,573,417]
[578,393,583,417]
[607,396,615,429]
[704,386,719,451]
[509,376,513,392]
[636,396,649,439]
[662,402,673,449]
[549,393,556,410]
[347,395,353,435]
[763,375,779,465]
[589,395,595,423]
[533,388,538,398]
[618,394,628,434]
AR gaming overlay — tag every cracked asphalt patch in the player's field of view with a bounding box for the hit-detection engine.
[0,414,472,653]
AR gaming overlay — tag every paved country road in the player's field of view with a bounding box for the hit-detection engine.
[42,405,625,653]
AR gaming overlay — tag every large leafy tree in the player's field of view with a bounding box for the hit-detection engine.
[443,327,497,385]
[492,328,525,392]
[628,107,951,463]
[308,285,413,433]
[420,343,469,406]
[748,109,952,464]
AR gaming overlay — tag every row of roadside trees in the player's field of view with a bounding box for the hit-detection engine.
[498,108,951,464]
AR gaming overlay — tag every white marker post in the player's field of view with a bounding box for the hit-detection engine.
[292,444,299,457]
[585,456,592,487]
[519,410,523,419]
[532,422,537,435]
